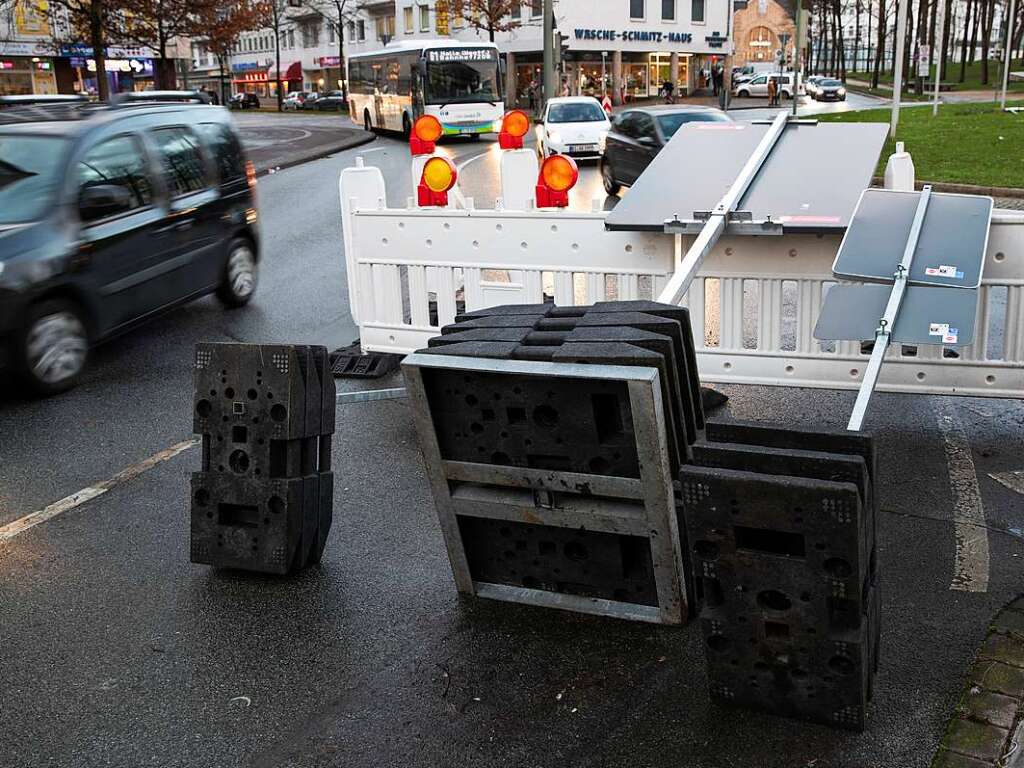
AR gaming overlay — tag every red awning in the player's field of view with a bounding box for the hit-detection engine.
[268,61,303,81]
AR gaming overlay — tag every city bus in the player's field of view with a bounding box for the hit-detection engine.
[347,39,503,138]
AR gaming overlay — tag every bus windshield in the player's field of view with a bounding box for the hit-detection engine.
[424,49,499,105]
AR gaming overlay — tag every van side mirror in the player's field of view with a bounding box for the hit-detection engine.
[79,184,132,222]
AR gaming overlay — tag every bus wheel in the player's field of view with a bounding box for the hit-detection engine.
[402,113,411,138]
[469,133,481,141]
[364,110,373,132]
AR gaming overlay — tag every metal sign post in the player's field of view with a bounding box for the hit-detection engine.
[932,0,946,116]
[890,0,910,137]
[847,186,932,431]
[658,111,790,305]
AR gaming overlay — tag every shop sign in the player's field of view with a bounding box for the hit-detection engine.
[0,41,56,56]
[71,57,153,75]
[574,29,694,44]
[0,61,15,70]
[232,61,260,72]
[319,56,341,66]
[15,0,50,36]
[705,32,729,48]
[61,44,156,58]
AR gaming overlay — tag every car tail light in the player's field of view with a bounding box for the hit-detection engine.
[535,154,578,208]
[418,156,457,207]
[245,160,257,189]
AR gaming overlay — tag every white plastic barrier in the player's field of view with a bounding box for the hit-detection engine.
[339,159,1024,399]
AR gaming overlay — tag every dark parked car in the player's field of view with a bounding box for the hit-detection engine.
[0,98,260,394]
[229,92,260,110]
[601,105,733,194]
[300,92,321,110]
[315,91,347,111]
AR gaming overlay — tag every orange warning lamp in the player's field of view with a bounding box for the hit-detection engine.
[535,154,578,208]
[418,156,458,207]
[410,114,443,155]
[498,109,531,150]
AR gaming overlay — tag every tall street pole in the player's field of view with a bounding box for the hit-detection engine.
[793,8,802,116]
[543,0,556,110]
[1000,0,1018,109]
[890,0,910,137]
[932,0,946,116]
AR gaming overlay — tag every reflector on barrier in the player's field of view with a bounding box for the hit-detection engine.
[536,154,578,208]
[410,114,443,156]
[418,156,458,207]
[498,109,531,150]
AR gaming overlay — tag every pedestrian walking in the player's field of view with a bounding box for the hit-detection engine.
[767,76,778,106]
[660,79,675,104]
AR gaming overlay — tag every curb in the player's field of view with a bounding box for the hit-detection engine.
[931,595,1024,767]
[253,132,376,177]
[871,176,1024,199]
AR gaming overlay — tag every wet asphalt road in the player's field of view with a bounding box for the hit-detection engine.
[1,111,1022,768]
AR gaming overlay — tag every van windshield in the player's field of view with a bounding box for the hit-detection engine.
[0,135,68,225]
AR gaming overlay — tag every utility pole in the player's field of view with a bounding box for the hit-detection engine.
[542,0,555,109]
[890,0,910,137]
[792,11,801,116]
[1000,0,1018,109]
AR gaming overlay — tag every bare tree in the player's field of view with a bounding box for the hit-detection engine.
[197,0,266,102]
[120,0,212,88]
[304,0,364,96]
[435,0,535,42]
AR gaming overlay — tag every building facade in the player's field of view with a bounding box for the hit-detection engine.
[732,0,795,68]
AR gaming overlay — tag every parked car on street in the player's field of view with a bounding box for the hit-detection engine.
[600,105,732,194]
[315,91,347,111]
[229,92,260,110]
[805,75,826,98]
[300,91,321,110]
[283,91,314,110]
[734,73,795,99]
[536,96,611,160]
[0,97,260,394]
[814,78,847,101]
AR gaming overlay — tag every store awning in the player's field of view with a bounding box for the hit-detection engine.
[269,61,302,81]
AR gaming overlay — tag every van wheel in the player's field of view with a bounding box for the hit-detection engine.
[14,298,90,396]
[364,110,373,132]
[217,238,258,308]
[601,159,620,194]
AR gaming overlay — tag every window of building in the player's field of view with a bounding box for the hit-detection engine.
[348,21,356,40]
[629,0,644,19]
[302,20,320,47]
[376,14,395,40]
[691,0,704,22]
[404,6,413,32]
[289,29,296,47]
[357,19,365,40]
[662,0,675,20]
[419,5,429,31]
[531,0,542,17]
[511,1,521,19]
[76,135,154,217]
[151,127,208,198]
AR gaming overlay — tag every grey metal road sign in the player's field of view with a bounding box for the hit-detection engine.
[813,283,979,345]
[833,189,993,288]
[604,121,888,232]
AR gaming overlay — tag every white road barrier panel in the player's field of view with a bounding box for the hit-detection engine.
[339,160,1024,399]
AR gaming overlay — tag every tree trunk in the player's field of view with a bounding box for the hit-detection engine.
[873,0,886,86]
[980,0,992,84]
[836,0,848,78]
[968,0,980,63]
[866,0,874,75]
[274,7,283,111]
[89,0,109,101]
[940,0,952,78]
[960,0,973,78]
[854,0,861,72]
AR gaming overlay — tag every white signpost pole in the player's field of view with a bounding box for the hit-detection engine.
[1000,0,1018,109]
[932,2,946,116]
[890,0,910,137]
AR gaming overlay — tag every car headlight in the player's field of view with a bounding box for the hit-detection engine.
[597,132,607,151]
[838,87,846,96]
[547,130,562,144]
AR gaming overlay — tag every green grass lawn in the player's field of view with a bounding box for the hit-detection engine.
[818,100,1024,188]
[860,57,1024,92]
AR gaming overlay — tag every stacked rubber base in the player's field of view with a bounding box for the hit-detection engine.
[680,420,880,731]
[405,300,705,625]
[427,300,705,477]
[191,343,336,574]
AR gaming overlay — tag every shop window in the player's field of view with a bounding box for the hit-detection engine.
[691,0,704,22]
[662,0,675,19]
[404,6,413,32]
[419,5,429,31]
[629,0,644,19]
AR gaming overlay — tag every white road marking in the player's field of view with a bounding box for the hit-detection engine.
[0,439,198,542]
[938,408,990,592]
[358,147,387,155]
[991,470,1024,496]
